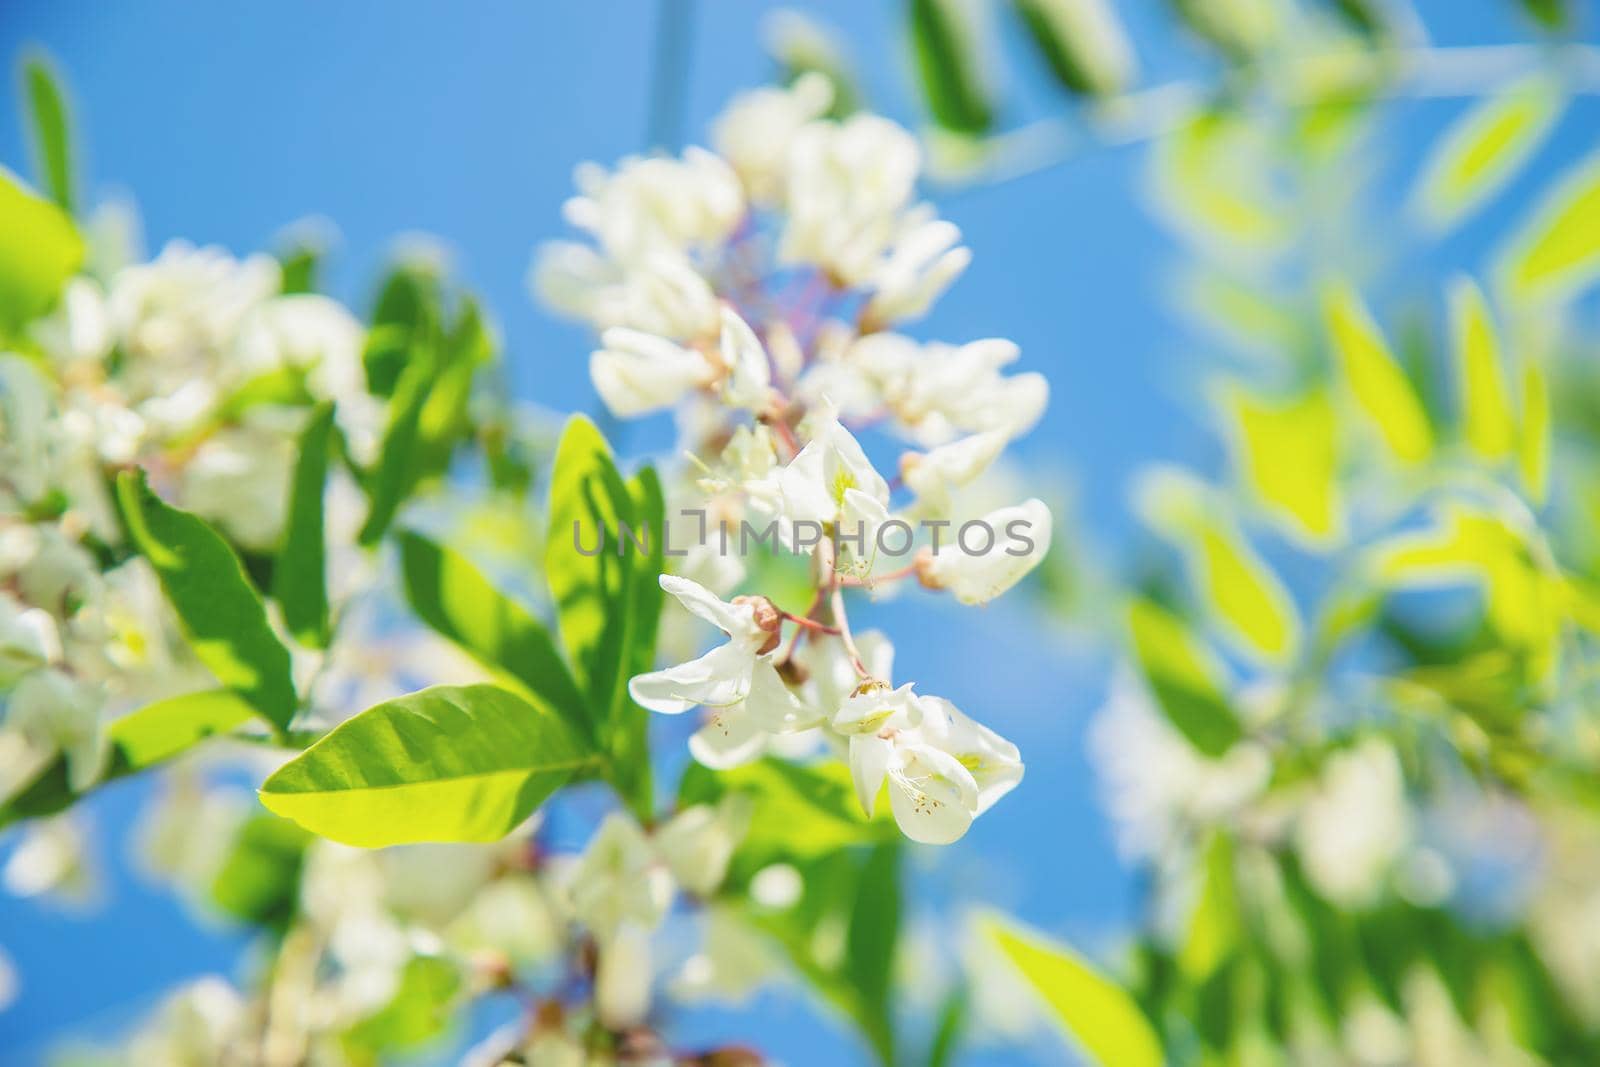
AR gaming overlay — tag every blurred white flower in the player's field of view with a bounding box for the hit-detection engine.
[1296,738,1411,908]
[916,498,1052,605]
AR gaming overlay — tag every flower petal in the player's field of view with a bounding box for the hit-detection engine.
[629,640,755,714]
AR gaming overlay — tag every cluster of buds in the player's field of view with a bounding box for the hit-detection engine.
[537,76,1051,844]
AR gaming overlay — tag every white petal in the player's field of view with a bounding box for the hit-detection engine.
[629,641,755,714]
[658,574,764,644]
[689,707,770,770]
[718,306,772,412]
[923,498,1052,605]
[887,744,979,845]
[849,734,894,817]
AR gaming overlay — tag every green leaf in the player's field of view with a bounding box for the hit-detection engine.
[1320,281,1433,464]
[110,688,259,768]
[680,758,896,876]
[415,296,492,481]
[342,954,461,1055]
[845,843,901,1056]
[1501,150,1600,304]
[1517,0,1569,29]
[363,264,441,398]
[259,684,595,847]
[1154,110,1287,251]
[979,912,1164,1067]
[1519,354,1550,505]
[1448,277,1517,461]
[1413,76,1560,232]
[1012,0,1135,97]
[358,352,432,546]
[21,52,75,214]
[1169,0,1280,60]
[1128,598,1243,758]
[1221,383,1343,549]
[397,529,589,737]
[115,470,298,731]
[545,415,661,818]
[1178,835,1239,981]
[0,688,256,828]
[0,166,82,334]
[1138,469,1299,665]
[767,9,862,118]
[210,812,312,928]
[910,0,994,134]
[274,402,335,647]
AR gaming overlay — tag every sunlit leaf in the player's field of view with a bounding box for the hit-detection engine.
[1413,77,1560,231]
[1501,150,1600,303]
[979,912,1163,1067]
[1179,835,1239,981]
[1169,0,1280,59]
[1320,281,1433,464]
[1138,468,1299,665]
[21,51,75,214]
[210,812,311,928]
[1012,0,1135,97]
[274,402,335,648]
[1449,278,1517,461]
[1221,383,1344,549]
[545,415,661,818]
[1519,354,1550,505]
[910,0,994,134]
[0,689,257,828]
[342,954,461,1055]
[0,166,82,334]
[358,352,433,546]
[260,684,596,847]
[1127,598,1243,758]
[1155,110,1288,253]
[115,470,298,731]
[398,529,590,738]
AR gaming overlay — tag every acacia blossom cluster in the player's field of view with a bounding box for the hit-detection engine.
[537,75,1051,844]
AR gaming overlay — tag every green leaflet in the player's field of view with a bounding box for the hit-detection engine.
[0,688,258,828]
[979,911,1164,1067]
[1221,383,1344,549]
[260,684,597,848]
[910,0,994,134]
[22,52,75,214]
[342,954,462,1056]
[358,351,433,546]
[679,758,897,878]
[1012,0,1135,98]
[274,402,335,647]
[398,529,589,737]
[1413,76,1560,232]
[210,812,312,928]
[115,470,298,731]
[1320,281,1434,465]
[0,166,82,335]
[1128,598,1243,758]
[1501,150,1600,304]
[545,415,662,818]
[1448,278,1517,461]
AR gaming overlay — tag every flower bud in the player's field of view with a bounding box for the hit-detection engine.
[731,595,782,654]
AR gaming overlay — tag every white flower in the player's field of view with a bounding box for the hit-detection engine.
[687,658,819,770]
[0,593,60,685]
[2,813,97,902]
[781,114,921,284]
[629,575,779,714]
[590,327,714,418]
[126,977,247,1067]
[861,211,971,328]
[712,72,835,204]
[595,921,654,1030]
[567,812,674,943]
[671,906,779,1005]
[31,277,113,371]
[1089,671,1270,860]
[1296,738,1410,907]
[564,148,744,265]
[850,335,1047,445]
[0,355,58,505]
[717,306,773,413]
[901,430,1009,518]
[179,417,299,551]
[535,246,720,340]
[916,695,1024,817]
[776,412,889,535]
[652,800,747,897]
[917,498,1052,605]
[6,668,108,792]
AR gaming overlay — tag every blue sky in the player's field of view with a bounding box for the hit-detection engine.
[0,1,1595,1063]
